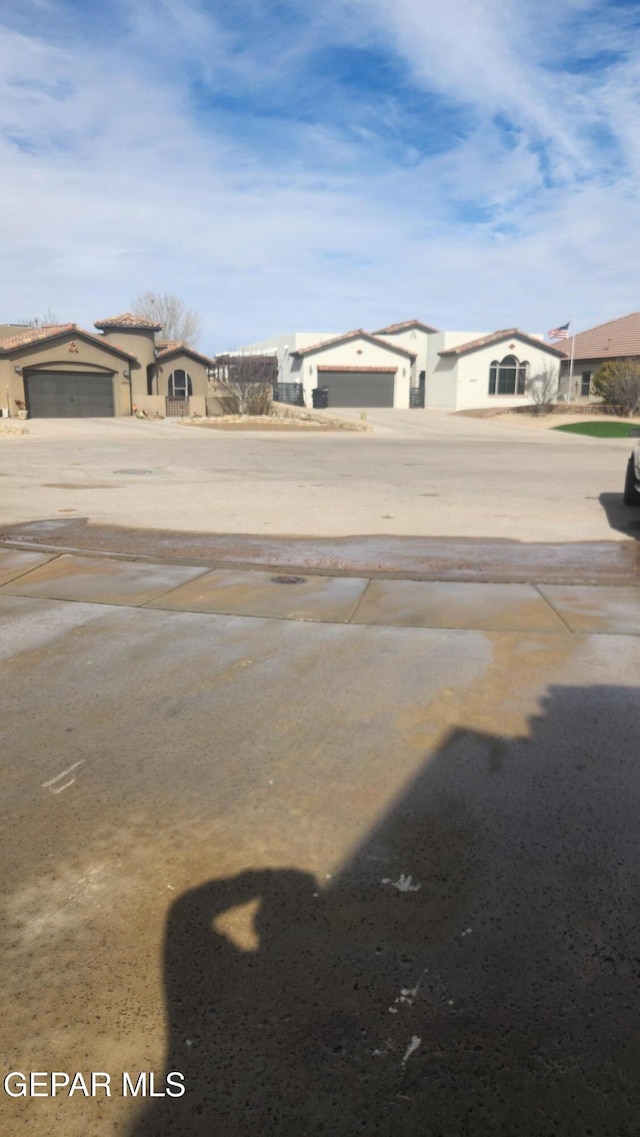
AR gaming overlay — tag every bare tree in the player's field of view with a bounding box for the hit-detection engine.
[209,353,277,415]
[526,366,558,414]
[592,359,640,416]
[131,291,202,345]
[21,308,59,328]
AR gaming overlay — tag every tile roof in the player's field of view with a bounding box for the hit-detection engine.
[0,323,75,350]
[557,311,640,361]
[94,312,162,331]
[291,329,416,359]
[372,319,440,335]
[155,343,216,366]
[438,328,566,358]
[0,322,138,360]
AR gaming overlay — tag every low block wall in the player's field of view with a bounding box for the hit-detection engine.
[132,396,207,418]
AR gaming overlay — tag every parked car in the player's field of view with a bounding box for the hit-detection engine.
[623,441,640,506]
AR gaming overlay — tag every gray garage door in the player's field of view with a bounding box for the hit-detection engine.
[25,371,115,417]
[318,370,395,408]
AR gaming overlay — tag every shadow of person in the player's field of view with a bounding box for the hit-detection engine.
[132,683,640,1137]
[131,860,463,1137]
[132,868,334,1136]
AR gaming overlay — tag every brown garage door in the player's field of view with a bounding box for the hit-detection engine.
[317,369,395,407]
[25,371,115,417]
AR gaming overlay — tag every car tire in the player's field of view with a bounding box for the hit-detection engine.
[623,457,640,506]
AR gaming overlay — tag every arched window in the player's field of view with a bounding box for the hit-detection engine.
[488,356,528,396]
[168,369,193,397]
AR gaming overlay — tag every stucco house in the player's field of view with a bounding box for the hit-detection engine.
[238,321,564,410]
[556,311,640,401]
[288,329,417,408]
[0,313,215,419]
[234,328,417,408]
[425,329,565,410]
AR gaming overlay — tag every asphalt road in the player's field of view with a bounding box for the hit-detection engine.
[0,411,637,543]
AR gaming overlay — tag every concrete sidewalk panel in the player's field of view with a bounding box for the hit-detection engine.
[0,548,56,586]
[537,584,640,634]
[0,553,208,606]
[351,579,569,632]
[145,568,369,622]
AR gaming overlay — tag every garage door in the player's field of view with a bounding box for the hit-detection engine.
[25,371,115,418]
[318,369,395,407]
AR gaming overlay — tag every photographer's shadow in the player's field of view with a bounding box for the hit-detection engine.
[132,866,406,1136]
[132,683,640,1137]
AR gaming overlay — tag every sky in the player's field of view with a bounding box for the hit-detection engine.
[1,0,640,354]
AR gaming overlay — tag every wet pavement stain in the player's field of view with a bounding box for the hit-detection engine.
[2,520,640,584]
[0,554,209,607]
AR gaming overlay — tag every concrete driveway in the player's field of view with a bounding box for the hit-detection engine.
[2,546,640,1137]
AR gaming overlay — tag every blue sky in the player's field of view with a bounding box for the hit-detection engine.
[1,0,640,352]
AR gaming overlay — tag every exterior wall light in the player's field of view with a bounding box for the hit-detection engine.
[14,365,22,374]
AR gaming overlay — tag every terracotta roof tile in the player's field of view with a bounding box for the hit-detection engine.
[0,324,75,350]
[156,343,216,366]
[0,322,138,361]
[94,312,162,331]
[558,311,640,361]
[372,319,440,335]
[292,329,416,359]
[438,328,566,358]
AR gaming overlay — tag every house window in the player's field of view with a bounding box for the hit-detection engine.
[488,356,528,396]
[168,369,193,397]
[581,372,591,397]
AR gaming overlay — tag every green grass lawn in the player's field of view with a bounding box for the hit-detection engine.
[552,421,640,438]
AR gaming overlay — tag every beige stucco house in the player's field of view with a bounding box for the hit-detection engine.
[0,312,215,419]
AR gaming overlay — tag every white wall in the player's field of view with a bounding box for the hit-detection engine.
[236,332,339,387]
[423,332,559,410]
[424,332,488,407]
[453,341,561,410]
[374,327,431,380]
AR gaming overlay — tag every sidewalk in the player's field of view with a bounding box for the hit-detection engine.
[1,546,639,635]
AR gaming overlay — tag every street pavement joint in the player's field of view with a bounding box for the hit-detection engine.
[1,546,639,635]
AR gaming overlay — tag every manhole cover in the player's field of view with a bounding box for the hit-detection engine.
[113,469,154,475]
[270,575,307,585]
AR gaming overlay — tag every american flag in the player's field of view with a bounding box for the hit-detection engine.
[548,322,570,340]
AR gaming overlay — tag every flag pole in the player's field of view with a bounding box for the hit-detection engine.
[567,315,576,402]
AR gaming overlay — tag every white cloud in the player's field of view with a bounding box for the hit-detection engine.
[1,0,640,349]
